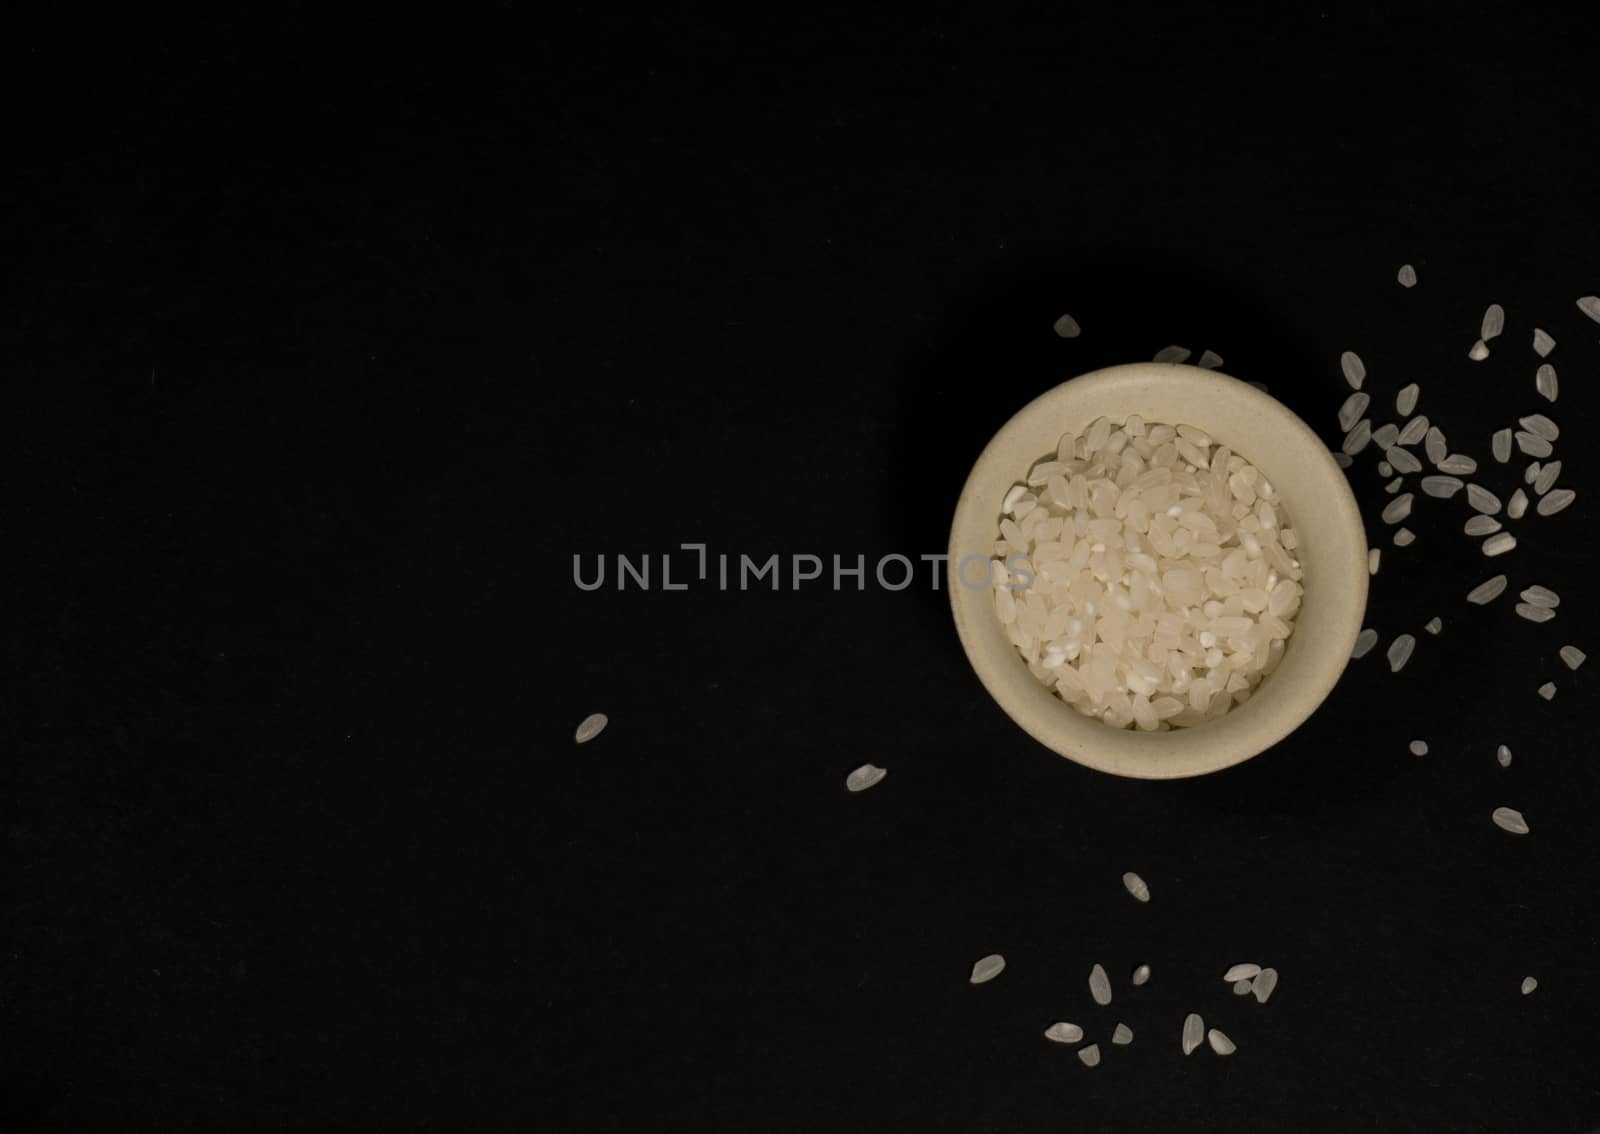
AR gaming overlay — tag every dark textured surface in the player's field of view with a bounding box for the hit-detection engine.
[6,7,1600,1132]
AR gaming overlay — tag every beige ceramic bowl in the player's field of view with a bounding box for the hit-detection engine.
[948,363,1367,779]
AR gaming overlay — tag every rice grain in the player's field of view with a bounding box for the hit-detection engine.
[1396,383,1420,415]
[1579,295,1600,323]
[1089,963,1112,1005]
[847,764,888,792]
[1373,423,1401,449]
[1045,1022,1084,1043]
[1533,328,1556,357]
[1464,515,1502,536]
[1507,489,1528,519]
[1154,345,1191,364]
[1409,739,1429,756]
[1522,585,1559,608]
[970,954,1006,984]
[1425,427,1448,465]
[1393,527,1415,546]
[1369,548,1381,575]
[1338,392,1371,432]
[1398,416,1430,446]
[1198,349,1224,370]
[1343,419,1373,455]
[1078,1043,1101,1067]
[1538,682,1557,701]
[1483,533,1517,557]
[1481,303,1505,340]
[1534,461,1562,495]
[1182,1014,1205,1055]
[1467,484,1502,514]
[1560,645,1586,670]
[1497,744,1512,767]
[1208,1029,1236,1056]
[1053,314,1082,338]
[1437,454,1478,475]
[1253,968,1278,1003]
[1536,489,1576,516]
[1386,476,1405,494]
[1352,628,1379,658]
[1382,493,1414,523]
[1378,461,1395,478]
[1466,575,1508,603]
[1131,964,1151,986]
[1492,807,1529,834]
[1223,963,1261,982]
[1340,351,1366,389]
[1113,1023,1134,1045]
[1492,429,1513,463]
[1514,603,1554,623]
[1535,364,1559,402]
[574,713,609,743]
[1398,265,1418,288]
[1421,475,1463,498]
[1519,414,1559,441]
[1388,447,1422,474]
[1469,339,1491,361]
[1387,634,1415,671]
[1232,979,1253,995]
[1122,872,1150,903]
[1425,617,1442,634]
[1521,977,1538,996]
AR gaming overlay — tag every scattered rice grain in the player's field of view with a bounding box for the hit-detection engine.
[1232,979,1252,995]
[1397,416,1430,446]
[1113,1023,1134,1045]
[1522,585,1559,608]
[1333,452,1353,469]
[1438,454,1477,475]
[1340,351,1366,389]
[1519,414,1559,441]
[1537,488,1576,516]
[1497,744,1512,767]
[1425,617,1442,634]
[1535,363,1559,402]
[1579,295,1600,323]
[1378,460,1394,477]
[1466,575,1508,603]
[1045,1022,1084,1043]
[1182,1014,1205,1055]
[1387,633,1415,671]
[1533,328,1556,357]
[1469,339,1491,361]
[1393,527,1415,547]
[1534,461,1562,495]
[1483,532,1517,557]
[1223,963,1261,982]
[1154,345,1191,364]
[1385,476,1404,493]
[1464,515,1502,536]
[574,713,609,743]
[1131,964,1151,986]
[1342,419,1373,455]
[1388,447,1422,473]
[1398,265,1418,288]
[846,764,888,792]
[1338,392,1371,432]
[1089,963,1112,1005]
[1521,976,1538,996]
[1409,739,1429,756]
[1382,493,1414,524]
[1208,1029,1236,1056]
[1425,427,1448,465]
[1507,489,1528,519]
[1492,429,1512,463]
[1396,383,1420,415]
[1538,681,1556,701]
[1198,349,1224,369]
[1122,872,1150,903]
[1492,806,1529,834]
[1560,645,1586,670]
[1369,548,1382,575]
[1352,628,1379,659]
[1253,968,1278,1003]
[1373,423,1401,449]
[1077,1043,1101,1067]
[970,954,1006,984]
[1467,484,1502,514]
[1515,603,1555,623]
[1053,314,1082,338]
[1421,475,1463,498]
[1481,303,1505,341]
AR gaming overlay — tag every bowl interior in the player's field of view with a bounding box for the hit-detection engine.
[947,363,1368,779]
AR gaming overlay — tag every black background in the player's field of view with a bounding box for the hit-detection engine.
[6,6,1600,1131]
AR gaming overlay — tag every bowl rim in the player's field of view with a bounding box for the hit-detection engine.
[946,362,1368,780]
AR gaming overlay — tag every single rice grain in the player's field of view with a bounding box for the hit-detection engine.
[1398,415,1429,446]
[1253,968,1279,1003]
[1422,475,1463,498]
[1508,489,1528,519]
[1089,963,1112,1005]
[1497,744,1512,767]
[1492,429,1512,462]
[1154,345,1191,364]
[1340,351,1366,389]
[1538,682,1557,701]
[1198,349,1224,369]
[1467,484,1502,514]
[1396,383,1420,415]
[1483,532,1517,557]
[1122,872,1150,903]
[1352,628,1379,658]
[1533,328,1556,357]
[1537,489,1576,516]
[1425,426,1448,465]
[1534,461,1562,495]
[1522,585,1559,608]
[1182,1014,1205,1055]
[1481,303,1505,340]
[1132,964,1151,986]
[1388,447,1422,473]
[1208,1029,1236,1056]
[1409,740,1429,756]
[970,954,1006,984]
[1467,575,1508,603]
[1393,527,1415,546]
[1521,976,1538,995]
[1382,494,1414,523]
[1492,807,1529,834]
[1519,414,1559,441]
[1339,392,1371,432]
[846,764,889,792]
[1536,363,1558,401]
[1560,645,1586,670]
[1579,295,1600,323]
[1425,617,1442,634]
[1045,1022,1084,1043]
[1515,603,1555,623]
[1053,313,1082,338]
[574,713,609,743]
[1438,454,1478,475]
[1113,1023,1134,1045]
[1464,515,1502,536]
[1387,634,1416,671]
[1398,265,1418,288]
[1469,339,1491,361]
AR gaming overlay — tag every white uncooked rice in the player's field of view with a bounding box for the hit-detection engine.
[1464,515,1502,536]
[1369,548,1381,575]
[970,954,1006,984]
[846,763,889,792]
[1338,392,1371,432]
[1514,603,1555,623]
[1387,633,1415,671]
[1409,739,1429,756]
[1524,462,1542,485]
[1340,351,1366,389]
[1182,1014,1205,1055]
[1483,532,1517,557]
[1481,303,1505,340]
[1492,806,1529,834]
[1497,744,1512,767]
[1521,976,1538,996]
[1519,414,1559,441]
[1396,383,1420,415]
[1154,345,1191,364]
[1078,1043,1101,1067]
[574,713,609,743]
[1232,979,1253,995]
[1492,429,1512,463]
[1382,493,1414,523]
[1538,681,1557,701]
[1466,484,1502,514]
[1352,628,1379,658]
[1393,527,1415,547]
[1054,313,1083,338]
[1373,423,1401,449]
[1343,419,1373,455]
[1508,489,1528,519]
[1425,426,1448,465]
[1385,476,1404,494]
[1398,264,1418,288]
[994,416,1302,731]
[1533,328,1556,357]
[1090,963,1112,1005]
[1425,617,1442,634]
[1397,416,1429,446]
[1580,295,1600,323]
[1437,454,1477,475]
[1253,967,1278,1003]
[1560,645,1586,670]
[1223,963,1261,982]
[1535,364,1558,402]
[1123,871,1150,902]
[1131,964,1151,986]
[1421,475,1463,498]
[1208,1029,1236,1056]
[1378,461,1394,478]
[1388,447,1422,474]
[1467,575,1508,603]
[1469,339,1491,361]
[1113,1023,1134,1045]
[1045,1022,1084,1043]
[1536,489,1575,516]
[1534,461,1562,495]
[1522,585,1559,608]
[1333,452,1353,469]
[1198,349,1224,369]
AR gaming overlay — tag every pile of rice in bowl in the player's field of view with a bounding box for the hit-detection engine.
[992,415,1303,730]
